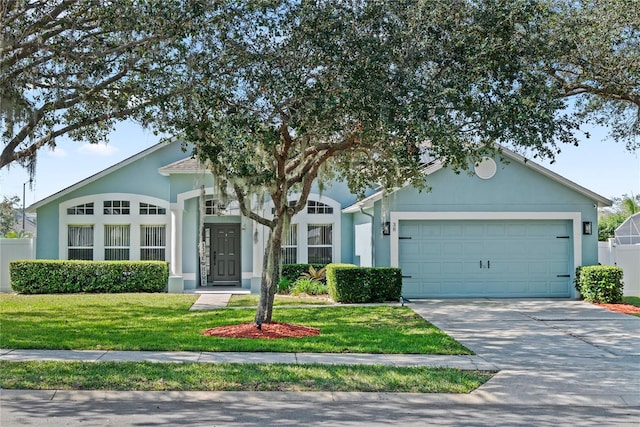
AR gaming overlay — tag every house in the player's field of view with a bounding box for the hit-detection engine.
[29,139,611,299]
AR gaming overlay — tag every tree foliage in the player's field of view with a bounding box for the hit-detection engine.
[0,0,205,175]
[150,1,604,322]
[0,195,19,236]
[548,0,640,150]
[598,194,640,240]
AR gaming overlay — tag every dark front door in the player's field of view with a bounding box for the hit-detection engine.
[206,224,241,284]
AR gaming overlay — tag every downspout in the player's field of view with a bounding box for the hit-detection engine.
[359,206,375,267]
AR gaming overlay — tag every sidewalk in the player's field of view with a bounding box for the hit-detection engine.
[0,348,497,371]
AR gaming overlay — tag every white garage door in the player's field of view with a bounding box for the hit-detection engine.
[399,220,572,298]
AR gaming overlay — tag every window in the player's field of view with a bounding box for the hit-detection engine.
[272,200,297,215]
[67,203,94,215]
[140,225,166,261]
[68,225,94,260]
[281,224,298,264]
[307,200,333,214]
[104,225,130,260]
[139,202,166,215]
[205,199,226,215]
[104,200,130,215]
[308,224,332,263]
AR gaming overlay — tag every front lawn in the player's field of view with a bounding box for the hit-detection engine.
[0,361,493,393]
[228,294,333,307]
[0,294,470,354]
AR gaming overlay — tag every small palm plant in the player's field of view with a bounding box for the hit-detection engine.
[299,265,326,282]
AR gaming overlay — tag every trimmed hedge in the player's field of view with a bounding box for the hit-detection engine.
[575,265,624,303]
[281,264,327,283]
[9,260,169,294]
[327,264,402,303]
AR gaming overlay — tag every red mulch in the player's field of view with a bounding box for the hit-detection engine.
[595,302,640,315]
[202,322,320,339]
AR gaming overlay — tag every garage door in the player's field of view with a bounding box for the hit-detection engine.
[399,220,572,298]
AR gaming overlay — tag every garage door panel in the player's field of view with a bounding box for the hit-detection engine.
[399,220,572,298]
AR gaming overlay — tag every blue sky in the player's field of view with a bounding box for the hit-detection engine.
[1,120,638,209]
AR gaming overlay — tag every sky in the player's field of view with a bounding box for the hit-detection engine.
[0,120,639,210]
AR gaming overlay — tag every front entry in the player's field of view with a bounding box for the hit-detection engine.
[204,223,241,285]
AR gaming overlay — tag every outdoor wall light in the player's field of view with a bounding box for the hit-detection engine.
[582,221,592,235]
[382,221,391,235]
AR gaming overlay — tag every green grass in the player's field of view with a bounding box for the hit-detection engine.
[228,294,333,307]
[0,294,470,354]
[623,296,640,307]
[623,296,640,317]
[0,361,493,393]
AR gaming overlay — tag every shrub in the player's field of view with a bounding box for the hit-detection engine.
[326,264,402,303]
[290,277,328,296]
[278,277,293,294]
[10,260,169,294]
[575,265,624,303]
[281,264,326,283]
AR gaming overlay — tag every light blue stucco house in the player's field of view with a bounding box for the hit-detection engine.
[29,139,611,299]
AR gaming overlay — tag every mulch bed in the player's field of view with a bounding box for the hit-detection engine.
[595,302,640,315]
[203,321,320,339]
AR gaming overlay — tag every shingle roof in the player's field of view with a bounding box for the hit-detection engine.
[158,157,208,175]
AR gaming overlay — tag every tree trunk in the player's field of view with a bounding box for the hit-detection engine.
[255,220,284,324]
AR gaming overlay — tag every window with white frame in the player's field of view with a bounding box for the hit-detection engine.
[68,225,94,260]
[281,224,298,264]
[307,200,333,214]
[205,198,226,215]
[307,224,332,263]
[104,225,130,260]
[140,225,166,261]
[103,200,130,215]
[67,203,94,215]
[139,202,166,215]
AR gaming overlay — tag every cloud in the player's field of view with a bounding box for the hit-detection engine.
[78,143,119,156]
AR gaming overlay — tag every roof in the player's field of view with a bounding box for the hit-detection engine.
[158,157,208,175]
[28,141,170,211]
[342,147,612,213]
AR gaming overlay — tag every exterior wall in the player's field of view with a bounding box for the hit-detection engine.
[598,240,640,296]
[35,142,185,258]
[374,156,599,268]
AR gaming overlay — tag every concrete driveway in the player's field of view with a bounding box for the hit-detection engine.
[410,299,640,407]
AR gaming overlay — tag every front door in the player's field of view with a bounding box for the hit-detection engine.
[205,224,241,284]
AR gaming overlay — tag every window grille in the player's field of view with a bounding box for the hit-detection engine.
[68,225,94,260]
[281,224,298,264]
[104,225,130,260]
[205,199,226,215]
[67,203,94,215]
[307,200,333,214]
[308,224,332,263]
[104,200,130,215]
[140,225,166,261]
[139,202,166,215]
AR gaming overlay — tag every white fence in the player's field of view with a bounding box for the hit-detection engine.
[598,240,640,296]
[0,238,35,293]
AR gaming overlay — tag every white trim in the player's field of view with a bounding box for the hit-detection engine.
[182,273,196,281]
[389,211,582,297]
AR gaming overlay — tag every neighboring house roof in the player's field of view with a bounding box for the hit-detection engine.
[28,142,171,212]
[158,157,208,175]
[343,146,612,213]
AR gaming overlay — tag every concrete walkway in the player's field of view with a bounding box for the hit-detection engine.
[2,299,639,426]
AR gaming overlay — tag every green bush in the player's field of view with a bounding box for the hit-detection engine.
[278,277,293,294]
[575,265,624,303]
[9,260,169,294]
[327,264,402,303]
[281,264,327,283]
[290,277,328,296]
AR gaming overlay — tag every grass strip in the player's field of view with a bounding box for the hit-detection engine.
[0,294,471,354]
[0,361,494,393]
[623,296,640,307]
